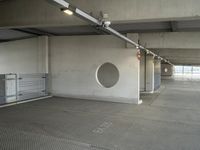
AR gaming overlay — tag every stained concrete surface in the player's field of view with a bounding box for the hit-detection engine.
[1,79,200,150]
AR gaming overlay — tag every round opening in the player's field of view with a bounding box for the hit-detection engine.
[164,68,168,73]
[96,63,120,88]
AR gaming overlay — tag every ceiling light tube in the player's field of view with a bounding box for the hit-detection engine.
[52,0,69,8]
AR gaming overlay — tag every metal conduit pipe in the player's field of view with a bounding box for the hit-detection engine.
[48,0,173,66]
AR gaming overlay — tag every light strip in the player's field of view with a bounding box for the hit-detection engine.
[63,9,73,15]
[52,0,69,8]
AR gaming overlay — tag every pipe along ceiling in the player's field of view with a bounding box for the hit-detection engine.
[48,0,173,65]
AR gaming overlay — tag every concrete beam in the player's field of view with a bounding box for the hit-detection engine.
[170,21,178,32]
[138,32,200,49]
[167,59,200,66]
[151,49,200,65]
[1,0,200,28]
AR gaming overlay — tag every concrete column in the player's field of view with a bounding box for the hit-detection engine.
[161,63,174,79]
[37,36,49,73]
[154,59,161,90]
[140,51,146,92]
[145,55,154,93]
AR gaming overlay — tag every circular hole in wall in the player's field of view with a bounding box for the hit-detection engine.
[96,63,120,88]
[164,68,168,73]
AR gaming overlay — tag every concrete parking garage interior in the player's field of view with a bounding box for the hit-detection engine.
[1,0,200,149]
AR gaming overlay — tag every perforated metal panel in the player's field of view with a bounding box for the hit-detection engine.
[17,74,48,101]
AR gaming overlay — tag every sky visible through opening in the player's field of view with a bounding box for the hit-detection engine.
[174,66,200,79]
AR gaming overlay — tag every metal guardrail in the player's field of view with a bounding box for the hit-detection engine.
[0,73,49,105]
[17,73,48,101]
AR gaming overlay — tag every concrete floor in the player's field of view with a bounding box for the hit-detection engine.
[1,79,200,150]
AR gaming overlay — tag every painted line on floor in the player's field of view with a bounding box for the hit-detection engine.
[0,96,52,108]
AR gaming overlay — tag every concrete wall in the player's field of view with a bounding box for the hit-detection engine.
[154,59,161,90]
[145,55,154,93]
[0,37,48,74]
[49,35,140,104]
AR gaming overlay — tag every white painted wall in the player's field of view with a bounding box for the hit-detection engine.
[49,35,140,104]
[0,37,48,74]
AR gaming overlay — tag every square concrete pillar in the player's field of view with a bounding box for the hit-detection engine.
[140,51,146,92]
[154,59,161,90]
[145,55,154,93]
[38,36,49,74]
[161,63,174,79]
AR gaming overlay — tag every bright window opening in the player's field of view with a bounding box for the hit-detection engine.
[174,66,200,79]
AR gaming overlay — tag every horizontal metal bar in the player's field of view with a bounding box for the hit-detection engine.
[75,8,101,25]
[0,95,17,98]
[1,78,16,81]
[105,26,139,47]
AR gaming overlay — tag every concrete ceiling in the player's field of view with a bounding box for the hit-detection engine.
[1,19,200,66]
[0,29,34,42]
[1,19,200,41]
[0,0,200,66]
[151,49,200,66]
[29,19,200,35]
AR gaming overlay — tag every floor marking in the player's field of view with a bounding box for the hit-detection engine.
[93,122,113,134]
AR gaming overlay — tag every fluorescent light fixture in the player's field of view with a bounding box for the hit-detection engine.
[63,9,73,15]
[53,0,69,8]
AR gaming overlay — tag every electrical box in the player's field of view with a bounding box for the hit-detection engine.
[0,74,17,105]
